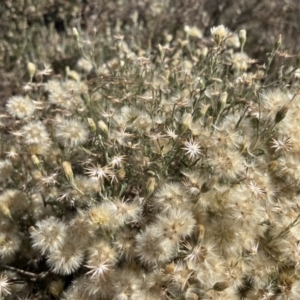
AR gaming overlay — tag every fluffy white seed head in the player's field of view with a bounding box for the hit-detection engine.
[0,231,21,262]
[30,217,67,255]
[0,274,12,297]
[55,118,89,147]
[46,241,85,275]
[6,96,36,119]
[85,239,118,278]
[135,226,176,266]
[21,121,51,154]
[210,25,229,44]
[152,182,191,213]
[77,57,93,73]
[153,208,196,242]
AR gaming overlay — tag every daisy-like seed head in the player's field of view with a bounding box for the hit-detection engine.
[6,95,36,119]
[60,277,91,300]
[113,227,138,261]
[77,57,93,73]
[88,203,116,230]
[109,154,126,168]
[46,241,85,275]
[208,148,244,181]
[85,163,113,182]
[135,226,176,266]
[106,197,142,226]
[165,127,178,140]
[182,139,201,160]
[210,25,229,45]
[85,240,118,278]
[270,136,293,153]
[0,189,28,217]
[29,217,67,255]
[154,208,196,242]
[68,210,95,247]
[55,118,89,147]
[21,121,50,145]
[48,278,64,298]
[153,182,190,212]
[0,232,21,262]
[0,274,11,296]
[21,121,51,155]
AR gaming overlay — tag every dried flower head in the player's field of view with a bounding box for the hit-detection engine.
[55,118,89,147]
[6,96,36,119]
[153,182,190,212]
[48,278,64,298]
[85,240,118,278]
[0,231,21,262]
[135,226,176,266]
[154,208,196,242]
[109,154,127,168]
[46,241,85,275]
[0,274,11,296]
[106,197,142,226]
[184,25,203,38]
[85,163,113,182]
[77,57,93,73]
[182,139,201,160]
[210,25,229,44]
[270,136,293,153]
[29,217,67,255]
[21,121,51,154]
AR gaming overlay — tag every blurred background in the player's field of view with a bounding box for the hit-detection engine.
[1,0,300,101]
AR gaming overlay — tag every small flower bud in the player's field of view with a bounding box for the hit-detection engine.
[178,39,189,48]
[146,177,156,197]
[180,113,192,134]
[213,281,230,291]
[200,104,210,116]
[239,29,246,51]
[62,161,73,182]
[48,279,64,298]
[87,118,97,133]
[158,44,164,60]
[185,292,198,300]
[31,155,41,169]
[205,116,213,128]
[194,224,205,244]
[239,141,247,153]
[164,262,175,274]
[0,203,11,219]
[117,167,126,181]
[274,34,282,51]
[199,47,208,60]
[28,226,36,234]
[27,62,36,80]
[98,120,109,135]
[275,105,288,124]
[255,70,265,79]
[65,67,80,81]
[200,176,217,193]
[31,169,42,181]
[72,27,79,42]
[268,160,278,172]
[219,91,228,111]
[198,77,206,90]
